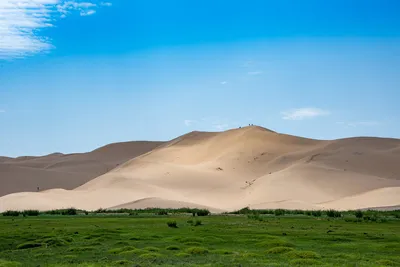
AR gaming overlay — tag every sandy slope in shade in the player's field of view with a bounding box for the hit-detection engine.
[1,125,400,212]
[0,141,163,197]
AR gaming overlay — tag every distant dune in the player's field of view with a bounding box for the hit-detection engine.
[1,126,399,212]
[0,141,163,197]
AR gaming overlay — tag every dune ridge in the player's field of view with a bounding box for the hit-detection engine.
[1,126,399,212]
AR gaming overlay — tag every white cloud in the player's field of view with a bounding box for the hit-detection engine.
[100,2,112,6]
[0,0,112,58]
[248,71,263,75]
[220,81,227,85]
[282,108,330,120]
[336,121,380,127]
[80,9,96,16]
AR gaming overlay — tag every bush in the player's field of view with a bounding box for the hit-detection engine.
[186,247,209,255]
[312,210,322,217]
[157,210,168,216]
[62,208,77,216]
[194,220,202,226]
[16,242,42,250]
[326,209,341,218]
[2,210,20,217]
[167,221,177,228]
[166,245,180,251]
[355,210,363,218]
[247,214,263,221]
[23,210,39,216]
[274,209,285,216]
[196,209,210,216]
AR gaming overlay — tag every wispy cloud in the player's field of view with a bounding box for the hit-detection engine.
[0,1,112,59]
[248,71,263,75]
[100,2,112,7]
[282,108,330,120]
[336,121,380,127]
[80,9,96,16]
[220,81,227,85]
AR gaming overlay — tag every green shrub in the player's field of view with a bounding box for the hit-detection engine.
[194,220,202,226]
[166,245,180,251]
[186,247,208,255]
[167,221,177,228]
[22,210,39,216]
[326,209,341,218]
[62,208,77,216]
[312,210,322,217]
[355,210,363,218]
[16,242,42,250]
[2,210,20,217]
[196,209,210,216]
[274,209,285,216]
[187,219,193,224]
[156,210,168,215]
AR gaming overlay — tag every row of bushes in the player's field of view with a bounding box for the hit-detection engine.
[2,207,211,217]
[94,207,210,216]
[230,207,343,217]
[230,207,400,218]
[2,210,40,217]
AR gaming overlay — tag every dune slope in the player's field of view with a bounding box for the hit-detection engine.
[1,126,399,212]
[0,141,163,197]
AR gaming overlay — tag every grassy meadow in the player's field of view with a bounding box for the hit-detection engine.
[0,208,399,266]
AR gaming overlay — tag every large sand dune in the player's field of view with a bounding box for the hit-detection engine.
[0,141,163,197]
[1,126,399,212]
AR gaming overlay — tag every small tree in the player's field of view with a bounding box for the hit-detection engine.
[355,210,363,218]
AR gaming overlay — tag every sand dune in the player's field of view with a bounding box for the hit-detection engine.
[0,141,163,197]
[1,126,399,212]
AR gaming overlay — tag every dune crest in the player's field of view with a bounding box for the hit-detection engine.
[1,125,399,212]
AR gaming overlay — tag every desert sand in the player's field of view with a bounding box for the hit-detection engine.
[1,126,399,212]
[0,141,163,197]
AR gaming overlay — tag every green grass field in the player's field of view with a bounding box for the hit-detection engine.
[0,209,399,266]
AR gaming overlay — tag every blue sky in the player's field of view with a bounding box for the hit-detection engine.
[0,0,400,157]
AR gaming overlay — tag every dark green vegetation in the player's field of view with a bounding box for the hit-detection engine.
[0,209,399,266]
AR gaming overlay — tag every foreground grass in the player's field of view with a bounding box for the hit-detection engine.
[0,213,399,266]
